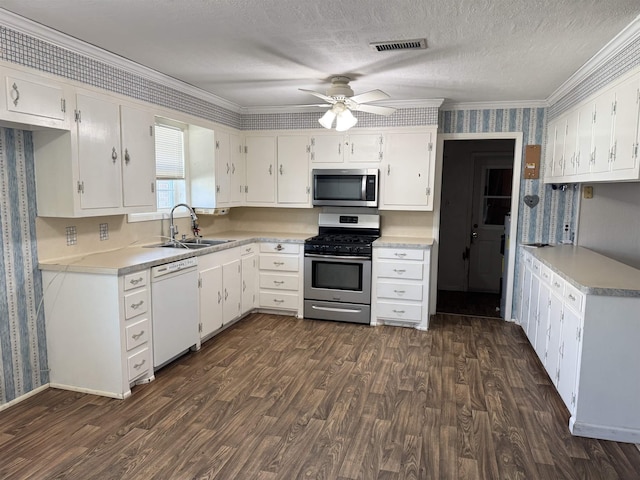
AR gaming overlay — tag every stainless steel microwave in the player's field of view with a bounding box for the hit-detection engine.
[312,169,379,207]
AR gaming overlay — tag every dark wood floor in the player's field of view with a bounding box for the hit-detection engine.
[1,313,639,479]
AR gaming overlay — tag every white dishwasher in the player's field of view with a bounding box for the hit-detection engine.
[151,256,200,368]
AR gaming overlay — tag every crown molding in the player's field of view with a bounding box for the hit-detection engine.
[440,100,548,111]
[0,8,243,113]
[547,13,640,106]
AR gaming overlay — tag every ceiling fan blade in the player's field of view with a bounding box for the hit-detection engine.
[349,89,390,104]
[299,88,335,103]
[353,104,397,116]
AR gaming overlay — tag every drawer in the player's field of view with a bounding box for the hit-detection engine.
[260,254,299,272]
[241,244,258,256]
[125,318,150,351]
[550,273,565,296]
[564,283,584,313]
[259,273,299,291]
[377,248,424,261]
[377,301,422,323]
[260,242,300,254]
[539,264,553,284]
[127,347,151,381]
[123,270,148,291]
[124,290,148,319]
[377,262,423,280]
[259,291,298,310]
[377,281,423,301]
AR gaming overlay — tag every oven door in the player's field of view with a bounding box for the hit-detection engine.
[304,254,371,304]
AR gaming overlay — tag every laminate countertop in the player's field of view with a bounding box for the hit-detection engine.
[38,231,310,276]
[523,245,640,297]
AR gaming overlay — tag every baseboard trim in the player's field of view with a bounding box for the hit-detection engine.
[0,384,50,412]
[49,383,129,400]
[570,418,640,444]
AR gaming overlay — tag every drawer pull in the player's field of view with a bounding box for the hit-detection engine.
[394,289,406,295]
[129,277,144,285]
[273,261,285,266]
[393,269,406,274]
[131,330,145,340]
[133,359,146,370]
[130,300,144,310]
[568,294,576,301]
[245,247,253,253]
[273,298,285,304]
[553,281,561,288]
[393,309,406,314]
[273,280,285,285]
[275,244,284,251]
[394,253,407,258]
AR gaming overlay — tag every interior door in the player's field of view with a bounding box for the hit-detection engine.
[468,156,513,293]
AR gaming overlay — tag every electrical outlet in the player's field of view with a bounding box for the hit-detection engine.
[65,226,77,246]
[99,223,109,241]
[583,185,593,199]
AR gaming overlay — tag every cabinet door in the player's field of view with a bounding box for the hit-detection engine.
[277,135,310,205]
[557,306,582,412]
[576,102,594,175]
[382,131,434,210]
[527,274,540,345]
[545,291,563,384]
[311,135,343,163]
[591,91,615,174]
[535,282,551,359]
[346,133,383,162]
[563,112,579,176]
[543,120,557,180]
[246,135,276,204]
[552,117,567,177]
[199,264,223,338]
[120,105,156,208]
[214,131,231,207]
[222,258,241,324]
[230,133,246,205]
[611,76,640,172]
[5,70,66,121]
[77,93,122,209]
[519,264,532,334]
[241,253,257,314]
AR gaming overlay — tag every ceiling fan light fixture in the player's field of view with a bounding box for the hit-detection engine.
[318,109,336,129]
[335,108,358,132]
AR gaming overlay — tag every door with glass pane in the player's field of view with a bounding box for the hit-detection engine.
[468,156,513,292]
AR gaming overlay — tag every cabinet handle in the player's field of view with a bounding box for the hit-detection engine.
[387,164,391,175]
[232,163,236,174]
[130,300,144,310]
[245,247,253,253]
[218,291,222,304]
[392,309,405,314]
[129,277,144,285]
[111,147,118,163]
[132,330,145,340]
[268,164,273,175]
[351,143,354,155]
[124,148,131,164]
[553,281,561,288]
[568,294,576,301]
[273,298,285,304]
[279,164,283,175]
[224,289,228,300]
[394,290,406,295]
[226,163,230,174]
[393,269,406,274]
[273,280,285,285]
[11,83,20,107]
[394,252,407,258]
[275,244,284,251]
[133,359,146,370]
[338,143,341,155]
[243,281,246,292]
[273,261,285,267]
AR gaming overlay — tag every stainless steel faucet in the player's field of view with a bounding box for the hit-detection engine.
[169,203,199,243]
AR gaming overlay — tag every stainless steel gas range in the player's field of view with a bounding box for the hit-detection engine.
[304,213,380,324]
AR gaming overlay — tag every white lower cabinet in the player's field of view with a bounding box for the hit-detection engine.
[519,248,640,443]
[258,242,303,316]
[241,243,258,315]
[198,247,243,339]
[372,245,431,329]
[41,268,154,399]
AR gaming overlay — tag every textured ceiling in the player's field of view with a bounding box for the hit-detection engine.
[2,1,639,109]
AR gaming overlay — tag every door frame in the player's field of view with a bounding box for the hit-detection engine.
[431,132,523,322]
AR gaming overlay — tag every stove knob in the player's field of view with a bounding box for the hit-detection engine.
[353,246,360,254]
[345,246,352,253]
[333,245,341,253]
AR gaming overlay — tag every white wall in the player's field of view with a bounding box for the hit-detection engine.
[577,183,640,269]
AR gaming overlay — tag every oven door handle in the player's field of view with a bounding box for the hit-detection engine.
[304,253,371,261]
[311,305,363,313]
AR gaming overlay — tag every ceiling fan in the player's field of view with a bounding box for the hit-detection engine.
[299,76,396,131]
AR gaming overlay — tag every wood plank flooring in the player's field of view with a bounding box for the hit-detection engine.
[1,313,639,479]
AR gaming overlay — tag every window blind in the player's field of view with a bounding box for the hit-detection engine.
[155,124,185,179]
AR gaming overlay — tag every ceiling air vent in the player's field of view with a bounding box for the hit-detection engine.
[369,38,427,52]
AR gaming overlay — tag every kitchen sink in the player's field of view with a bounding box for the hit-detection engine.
[148,238,235,250]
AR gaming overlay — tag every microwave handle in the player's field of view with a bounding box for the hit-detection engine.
[361,175,367,201]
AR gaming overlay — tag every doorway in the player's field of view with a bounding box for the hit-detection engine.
[437,139,516,318]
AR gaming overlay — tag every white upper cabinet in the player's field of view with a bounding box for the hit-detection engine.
[311,132,383,165]
[1,65,72,130]
[544,67,640,183]
[245,135,277,205]
[214,130,232,206]
[33,90,156,217]
[380,129,436,211]
[230,133,246,205]
[277,135,310,206]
